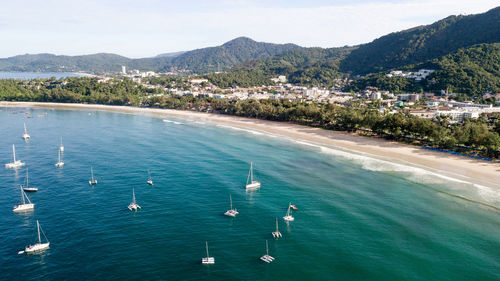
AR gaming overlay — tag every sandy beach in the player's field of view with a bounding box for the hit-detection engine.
[2,101,499,190]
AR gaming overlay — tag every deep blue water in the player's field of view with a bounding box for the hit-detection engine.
[0,72,86,80]
[0,107,499,280]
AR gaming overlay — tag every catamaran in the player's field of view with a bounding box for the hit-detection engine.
[245,162,261,190]
[283,202,294,222]
[22,168,38,192]
[5,144,25,168]
[201,241,215,264]
[224,194,239,217]
[13,186,34,212]
[59,137,64,152]
[55,149,64,167]
[272,218,282,238]
[128,188,141,211]
[89,167,97,185]
[18,220,50,254]
[147,170,153,186]
[260,240,275,263]
[22,123,30,140]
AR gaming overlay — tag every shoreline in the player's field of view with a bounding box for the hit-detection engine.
[2,101,499,190]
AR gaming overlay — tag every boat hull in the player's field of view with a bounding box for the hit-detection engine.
[23,187,38,192]
[13,203,35,212]
[202,257,215,264]
[283,215,294,222]
[224,210,239,217]
[245,181,261,190]
[5,161,25,168]
[25,242,50,253]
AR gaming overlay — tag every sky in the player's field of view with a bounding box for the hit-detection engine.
[0,0,498,58]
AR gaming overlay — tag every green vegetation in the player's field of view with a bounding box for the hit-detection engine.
[2,76,498,158]
[340,6,500,74]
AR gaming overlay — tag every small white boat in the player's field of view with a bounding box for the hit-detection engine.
[147,170,153,186]
[55,150,64,167]
[128,188,141,211]
[290,204,298,211]
[260,240,275,263]
[13,186,34,212]
[59,137,64,152]
[245,162,261,190]
[201,241,215,264]
[22,123,30,140]
[224,194,239,217]
[272,218,282,238]
[18,220,50,254]
[5,144,25,168]
[89,167,97,185]
[22,168,38,192]
[283,202,294,222]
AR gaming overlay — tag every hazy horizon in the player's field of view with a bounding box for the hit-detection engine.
[1,0,498,58]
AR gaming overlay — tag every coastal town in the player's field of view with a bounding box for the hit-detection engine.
[102,66,500,124]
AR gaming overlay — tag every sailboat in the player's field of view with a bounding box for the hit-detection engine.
[18,220,50,254]
[59,137,64,152]
[283,202,294,222]
[13,186,35,212]
[22,168,38,192]
[22,123,30,140]
[55,149,64,167]
[147,170,153,186]
[5,144,25,168]
[224,194,239,217]
[89,167,97,185]
[272,218,282,238]
[201,241,215,264]
[260,240,275,263]
[245,162,261,190]
[128,188,141,211]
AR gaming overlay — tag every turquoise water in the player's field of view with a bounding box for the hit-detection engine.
[0,72,86,80]
[0,107,499,280]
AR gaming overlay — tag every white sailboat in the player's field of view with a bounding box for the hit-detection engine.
[5,144,25,168]
[283,202,294,222]
[128,188,141,211]
[224,194,239,217]
[22,168,38,192]
[13,186,34,212]
[22,123,30,140]
[260,240,275,263]
[18,220,50,254]
[201,241,215,264]
[55,149,64,167]
[245,162,261,190]
[147,170,153,186]
[89,167,97,185]
[272,218,282,238]
[59,137,64,152]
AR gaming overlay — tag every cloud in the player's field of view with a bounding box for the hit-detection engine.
[0,0,497,57]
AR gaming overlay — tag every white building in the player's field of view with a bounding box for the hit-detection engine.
[370,92,382,100]
[121,65,126,74]
[434,110,480,122]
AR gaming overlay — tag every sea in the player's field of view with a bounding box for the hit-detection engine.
[0,107,499,280]
[0,72,88,80]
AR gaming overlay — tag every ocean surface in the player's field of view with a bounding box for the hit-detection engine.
[0,107,499,280]
[0,72,87,80]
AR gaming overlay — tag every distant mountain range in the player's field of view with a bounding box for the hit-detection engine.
[0,37,302,74]
[0,6,498,96]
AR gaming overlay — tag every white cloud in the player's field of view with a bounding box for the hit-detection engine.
[0,0,497,57]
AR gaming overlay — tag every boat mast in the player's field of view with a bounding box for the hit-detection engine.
[250,162,254,182]
[12,144,16,162]
[265,240,269,255]
[91,167,94,181]
[205,241,210,258]
[24,123,28,135]
[37,220,41,244]
[276,218,279,232]
[229,194,233,210]
[20,186,25,204]
[132,188,136,203]
[26,168,29,187]
[287,202,291,216]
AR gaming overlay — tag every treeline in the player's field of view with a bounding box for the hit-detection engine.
[0,77,155,105]
[146,95,500,158]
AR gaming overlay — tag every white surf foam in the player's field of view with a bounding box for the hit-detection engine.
[216,124,264,135]
[163,119,183,125]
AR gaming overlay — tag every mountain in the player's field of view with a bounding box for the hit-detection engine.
[164,37,302,73]
[0,37,302,74]
[340,6,500,74]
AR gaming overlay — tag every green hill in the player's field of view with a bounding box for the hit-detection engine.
[340,6,500,74]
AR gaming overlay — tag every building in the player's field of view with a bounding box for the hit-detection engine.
[121,65,126,74]
[271,75,287,83]
[370,92,382,100]
[434,110,480,122]
[397,94,420,101]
